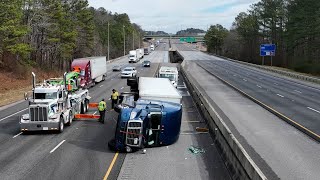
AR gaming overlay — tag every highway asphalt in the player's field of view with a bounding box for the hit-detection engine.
[0,49,163,180]
[0,43,231,180]
[174,42,320,179]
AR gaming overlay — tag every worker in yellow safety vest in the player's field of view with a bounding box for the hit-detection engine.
[111,89,119,109]
[98,99,106,124]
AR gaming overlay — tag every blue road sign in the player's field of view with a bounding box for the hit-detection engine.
[260,44,276,56]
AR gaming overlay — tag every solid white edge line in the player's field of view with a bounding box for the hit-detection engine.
[13,132,23,138]
[93,111,97,115]
[307,107,320,114]
[276,94,284,97]
[256,85,262,88]
[0,108,28,122]
[50,140,66,153]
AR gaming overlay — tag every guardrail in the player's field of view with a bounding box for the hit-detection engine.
[180,61,267,180]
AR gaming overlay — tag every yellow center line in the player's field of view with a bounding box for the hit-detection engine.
[103,152,119,180]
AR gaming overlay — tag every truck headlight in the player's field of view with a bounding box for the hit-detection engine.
[21,114,29,120]
[49,115,59,121]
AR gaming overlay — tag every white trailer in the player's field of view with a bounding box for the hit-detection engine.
[158,66,179,88]
[138,77,182,104]
[136,48,144,59]
[129,50,138,63]
[87,56,107,83]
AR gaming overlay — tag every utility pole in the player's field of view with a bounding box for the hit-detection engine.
[138,32,141,48]
[108,21,110,61]
[132,31,134,50]
[123,25,125,56]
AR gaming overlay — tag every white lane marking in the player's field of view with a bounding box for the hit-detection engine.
[256,85,262,88]
[307,107,320,114]
[13,132,23,138]
[276,94,284,98]
[108,98,111,100]
[294,90,302,93]
[50,140,66,153]
[258,77,262,80]
[121,87,124,90]
[100,85,103,87]
[93,111,97,115]
[233,74,237,77]
[243,79,247,82]
[0,108,28,122]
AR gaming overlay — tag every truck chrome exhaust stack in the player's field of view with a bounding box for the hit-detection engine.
[63,72,67,90]
[32,72,36,99]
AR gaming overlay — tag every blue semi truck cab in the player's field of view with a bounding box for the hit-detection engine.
[109,77,182,152]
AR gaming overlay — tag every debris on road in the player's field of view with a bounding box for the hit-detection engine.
[188,145,205,154]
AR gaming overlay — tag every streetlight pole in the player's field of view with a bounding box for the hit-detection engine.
[107,21,110,61]
[123,25,125,56]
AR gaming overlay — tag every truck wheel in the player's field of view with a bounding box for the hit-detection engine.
[66,111,73,126]
[81,103,85,114]
[125,146,132,153]
[85,99,89,112]
[58,116,64,133]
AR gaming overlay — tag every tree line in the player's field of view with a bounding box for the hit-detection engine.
[0,0,143,76]
[204,0,320,75]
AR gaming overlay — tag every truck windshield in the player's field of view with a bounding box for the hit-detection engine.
[159,74,175,81]
[80,70,85,77]
[35,92,57,99]
[129,55,135,57]
[124,69,133,71]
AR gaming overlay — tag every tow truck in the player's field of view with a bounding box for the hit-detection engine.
[20,71,91,133]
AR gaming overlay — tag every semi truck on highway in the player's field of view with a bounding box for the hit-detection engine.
[71,56,107,88]
[150,44,155,51]
[158,66,179,88]
[137,48,144,59]
[129,50,138,63]
[20,72,90,133]
[109,77,182,152]
[144,47,151,55]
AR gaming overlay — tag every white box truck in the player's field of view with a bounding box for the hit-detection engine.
[150,44,155,51]
[158,66,179,88]
[129,50,138,63]
[138,77,182,104]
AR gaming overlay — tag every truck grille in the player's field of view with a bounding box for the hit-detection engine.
[30,106,48,121]
[126,120,143,147]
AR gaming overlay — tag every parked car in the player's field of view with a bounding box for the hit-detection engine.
[142,60,151,67]
[121,67,137,78]
[112,65,121,71]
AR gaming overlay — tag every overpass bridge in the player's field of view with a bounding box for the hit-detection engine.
[144,34,205,42]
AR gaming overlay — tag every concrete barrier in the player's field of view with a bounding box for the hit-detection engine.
[106,55,128,64]
[180,60,267,180]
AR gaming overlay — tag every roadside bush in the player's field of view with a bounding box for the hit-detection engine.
[292,61,320,75]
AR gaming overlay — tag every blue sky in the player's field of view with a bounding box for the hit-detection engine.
[88,0,259,33]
